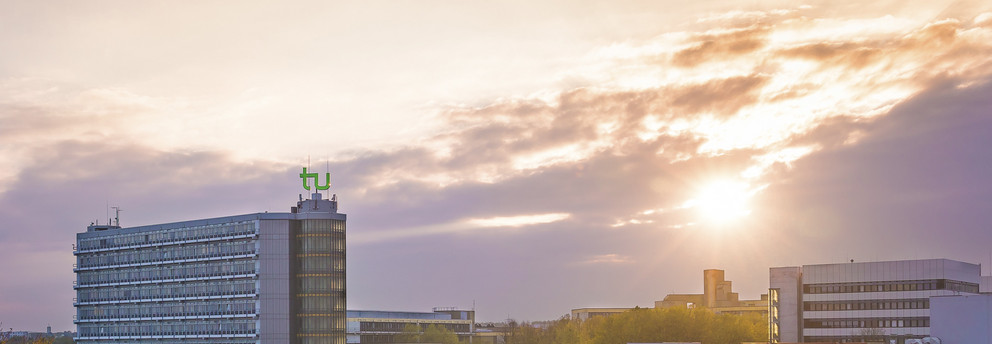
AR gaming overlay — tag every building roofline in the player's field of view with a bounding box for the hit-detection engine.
[78,211,346,238]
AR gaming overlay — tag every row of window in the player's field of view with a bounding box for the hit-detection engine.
[296,294,346,313]
[804,279,978,294]
[946,280,981,293]
[77,280,256,303]
[804,299,929,311]
[297,235,346,253]
[78,240,256,269]
[356,322,471,333]
[76,341,257,344]
[78,222,256,251]
[78,260,255,286]
[804,317,930,328]
[78,299,256,320]
[77,320,256,337]
[298,255,345,274]
[805,336,923,343]
[299,337,345,344]
[297,317,347,332]
[298,220,346,234]
[298,275,345,293]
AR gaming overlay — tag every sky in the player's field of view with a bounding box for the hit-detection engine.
[1,0,992,332]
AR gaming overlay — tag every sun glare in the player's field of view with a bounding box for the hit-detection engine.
[689,180,752,224]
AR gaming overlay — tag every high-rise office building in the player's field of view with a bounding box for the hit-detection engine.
[769,258,980,343]
[73,191,346,344]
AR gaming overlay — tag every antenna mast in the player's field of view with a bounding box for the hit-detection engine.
[111,206,122,227]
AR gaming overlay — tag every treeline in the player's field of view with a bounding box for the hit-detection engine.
[505,307,767,344]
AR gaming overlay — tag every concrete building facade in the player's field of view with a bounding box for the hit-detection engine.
[346,308,475,344]
[769,259,981,343]
[74,192,346,344]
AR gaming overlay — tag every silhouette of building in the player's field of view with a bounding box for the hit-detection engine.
[656,269,768,316]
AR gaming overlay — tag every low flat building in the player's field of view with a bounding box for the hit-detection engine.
[346,308,474,344]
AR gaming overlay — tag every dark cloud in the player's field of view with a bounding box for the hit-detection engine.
[758,76,992,265]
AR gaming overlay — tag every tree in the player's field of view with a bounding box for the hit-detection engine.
[421,324,460,344]
[397,323,422,343]
[396,323,462,344]
[501,307,766,344]
[0,322,11,344]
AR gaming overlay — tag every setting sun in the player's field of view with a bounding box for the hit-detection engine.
[689,180,753,224]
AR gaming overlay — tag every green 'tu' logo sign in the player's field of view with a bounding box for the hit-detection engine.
[300,167,331,191]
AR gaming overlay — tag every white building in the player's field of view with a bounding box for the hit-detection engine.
[769,259,980,343]
[930,294,992,344]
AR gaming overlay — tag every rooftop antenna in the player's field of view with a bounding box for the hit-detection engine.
[111,206,122,227]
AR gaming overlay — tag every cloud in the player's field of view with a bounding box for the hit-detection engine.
[3,2,992,329]
[467,213,571,228]
[581,254,635,265]
[671,26,771,67]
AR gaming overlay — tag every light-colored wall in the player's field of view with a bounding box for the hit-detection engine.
[259,219,291,344]
[930,295,992,344]
[769,266,802,343]
[981,276,992,293]
[802,259,980,284]
[931,294,992,344]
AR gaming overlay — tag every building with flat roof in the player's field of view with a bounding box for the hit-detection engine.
[570,269,766,321]
[73,189,346,344]
[570,307,633,321]
[656,269,768,316]
[769,258,981,343]
[346,308,475,343]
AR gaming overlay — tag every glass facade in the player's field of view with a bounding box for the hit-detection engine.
[294,219,347,344]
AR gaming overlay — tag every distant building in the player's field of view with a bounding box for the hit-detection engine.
[656,269,768,316]
[570,308,634,321]
[74,191,347,344]
[473,322,510,344]
[570,269,766,321]
[769,258,981,343]
[346,308,475,343]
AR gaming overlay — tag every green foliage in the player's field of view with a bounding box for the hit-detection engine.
[506,308,766,344]
[396,323,462,344]
[421,324,460,344]
[397,323,421,343]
